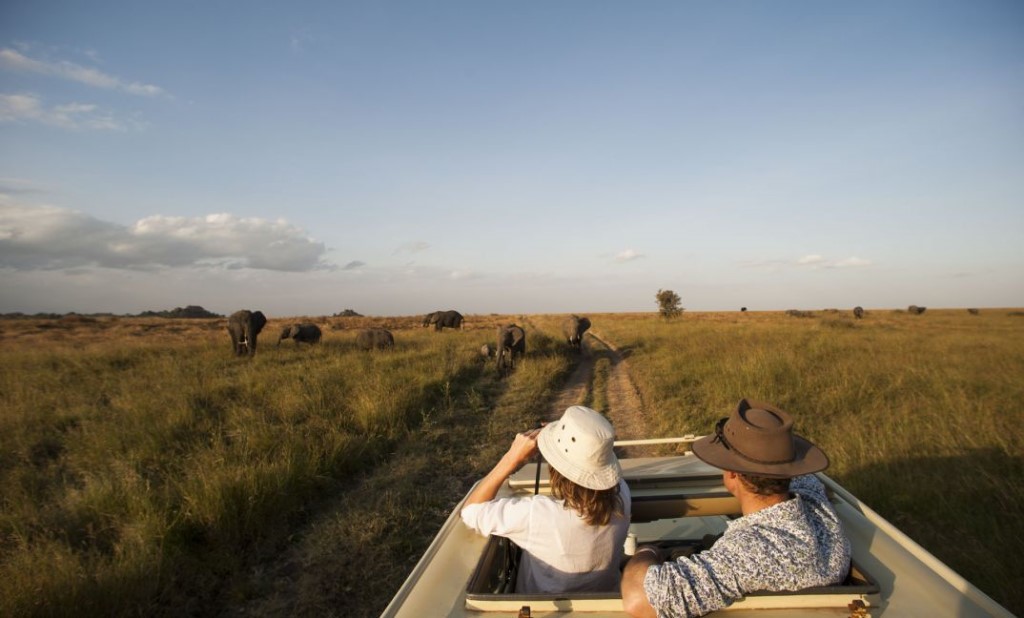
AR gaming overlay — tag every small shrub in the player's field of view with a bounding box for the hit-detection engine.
[655,289,683,319]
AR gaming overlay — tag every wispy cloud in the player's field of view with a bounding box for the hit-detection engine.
[833,256,871,268]
[797,254,872,269]
[343,260,365,270]
[0,93,142,131]
[614,248,645,262]
[741,254,873,270]
[0,48,164,96]
[393,240,430,255]
[290,27,316,53]
[797,254,826,266]
[0,204,329,271]
[0,178,45,197]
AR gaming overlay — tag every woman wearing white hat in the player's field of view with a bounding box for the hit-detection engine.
[461,405,632,593]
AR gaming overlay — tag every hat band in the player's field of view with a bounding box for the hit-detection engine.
[712,417,795,466]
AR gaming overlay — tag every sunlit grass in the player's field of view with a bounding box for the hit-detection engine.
[593,309,1024,613]
[0,318,507,615]
[2,310,1021,615]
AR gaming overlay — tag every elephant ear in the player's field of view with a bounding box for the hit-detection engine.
[252,311,267,332]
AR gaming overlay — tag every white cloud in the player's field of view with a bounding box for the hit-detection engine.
[343,260,365,270]
[742,254,873,270]
[393,240,430,255]
[797,254,873,269]
[0,48,164,96]
[0,205,329,272]
[0,93,141,131]
[797,254,826,266]
[615,248,644,262]
[833,256,871,268]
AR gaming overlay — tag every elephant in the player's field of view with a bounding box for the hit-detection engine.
[496,324,526,375]
[278,323,322,346]
[562,315,591,351]
[967,308,980,315]
[908,305,927,315]
[853,306,864,319]
[356,327,394,351]
[740,307,747,312]
[423,309,464,331]
[479,343,494,359]
[227,310,267,357]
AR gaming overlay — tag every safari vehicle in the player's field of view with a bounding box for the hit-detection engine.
[382,437,1014,617]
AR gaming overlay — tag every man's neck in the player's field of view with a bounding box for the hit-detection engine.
[738,491,789,516]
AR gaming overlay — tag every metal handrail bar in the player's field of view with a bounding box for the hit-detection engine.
[613,435,701,447]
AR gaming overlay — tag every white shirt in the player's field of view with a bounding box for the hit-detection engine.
[461,479,632,593]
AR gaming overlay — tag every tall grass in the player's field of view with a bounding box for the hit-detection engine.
[4,311,1021,615]
[0,315,579,616]
[0,320,503,616]
[594,309,1024,614]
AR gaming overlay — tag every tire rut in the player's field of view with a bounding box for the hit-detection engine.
[542,328,658,458]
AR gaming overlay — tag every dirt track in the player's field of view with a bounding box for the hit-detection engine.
[546,331,656,458]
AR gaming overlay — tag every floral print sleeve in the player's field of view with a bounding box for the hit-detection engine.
[642,475,852,618]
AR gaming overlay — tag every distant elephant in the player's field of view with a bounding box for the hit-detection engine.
[421,311,440,327]
[562,315,591,351]
[227,310,267,357]
[908,305,927,315]
[740,307,747,312]
[278,323,322,346]
[853,306,864,319]
[356,328,394,351]
[423,309,464,331]
[496,324,526,375]
[967,308,980,315]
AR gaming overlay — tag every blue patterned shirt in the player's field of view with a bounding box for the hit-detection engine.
[642,475,851,618]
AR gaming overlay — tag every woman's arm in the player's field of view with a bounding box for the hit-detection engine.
[464,428,541,507]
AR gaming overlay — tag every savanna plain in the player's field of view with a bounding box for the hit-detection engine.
[1,309,1022,617]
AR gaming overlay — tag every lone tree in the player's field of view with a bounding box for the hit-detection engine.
[656,289,683,319]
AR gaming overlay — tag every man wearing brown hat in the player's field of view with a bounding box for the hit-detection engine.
[621,400,851,618]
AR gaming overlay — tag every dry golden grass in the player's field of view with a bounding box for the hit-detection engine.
[1,309,1021,616]
[592,308,1024,614]
[0,313,572,617]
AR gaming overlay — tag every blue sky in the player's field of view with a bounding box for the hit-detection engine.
[1,1,1022,316]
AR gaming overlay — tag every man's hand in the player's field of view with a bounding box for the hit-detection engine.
[621,546,662,618]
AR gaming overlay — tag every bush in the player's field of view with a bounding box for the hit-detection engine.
[655,289,683,319]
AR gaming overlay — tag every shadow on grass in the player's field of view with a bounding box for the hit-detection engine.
[839,448,1022,616]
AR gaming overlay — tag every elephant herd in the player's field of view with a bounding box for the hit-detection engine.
[226,309,393,357]
[227,309,595,379]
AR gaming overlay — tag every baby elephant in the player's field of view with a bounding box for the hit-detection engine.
[356,327,394,351]
[278,323,322,346]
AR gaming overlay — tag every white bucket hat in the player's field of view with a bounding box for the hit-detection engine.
[537,406,621,490]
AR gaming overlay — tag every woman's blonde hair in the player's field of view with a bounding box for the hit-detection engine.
[548,466,624,526]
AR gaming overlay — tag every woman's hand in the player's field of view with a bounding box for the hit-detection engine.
[463,426,544,508]
[500,427,541,471]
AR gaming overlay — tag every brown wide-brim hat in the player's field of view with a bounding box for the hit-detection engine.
[692,399,829,479]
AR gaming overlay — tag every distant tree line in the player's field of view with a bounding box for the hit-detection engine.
[0,305,223,319]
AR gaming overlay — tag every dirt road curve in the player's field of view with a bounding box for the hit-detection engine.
[546,331,655,458]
